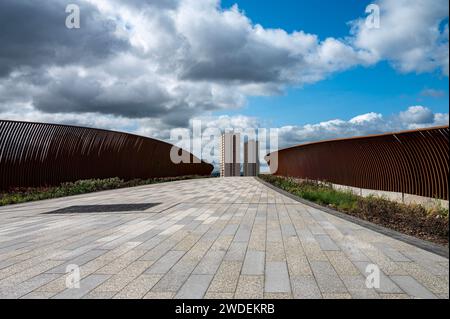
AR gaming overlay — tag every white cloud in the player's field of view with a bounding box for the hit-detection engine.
[0,0,394,125]
[165,106,448,170]
[433,112,450,126]
[398,106,435,124]
[276,106,447,148]
[193,114,260,131]
[349,112,383,124]
[0,0,448,141]
[350,0,449,75]
[2,100,446,173]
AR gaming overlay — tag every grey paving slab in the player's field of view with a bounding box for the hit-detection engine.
[280,223,297,237]
[0,273,60,299]
[340,275,381,299]
[223,242,247,262]
[193,250,226,275]
[0,177,447,299]
[52,274,111,299]
[265,262,291,293]
[242,250,265,275]
[353,261,403,294]
[234,224,253,243]
[373,243,411,262]
[174,275,213,299]
[150,269,191,293]
[0,259,20,271]
[47,249,108,274]
[390,275,437,299]
[310,261,348,294]
[145,251,185,274]
[315,234,340,251]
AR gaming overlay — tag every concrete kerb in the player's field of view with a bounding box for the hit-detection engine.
[255,176,449,259]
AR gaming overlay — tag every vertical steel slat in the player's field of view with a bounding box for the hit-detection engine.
[0,119,213,190]
[271,126,449,200]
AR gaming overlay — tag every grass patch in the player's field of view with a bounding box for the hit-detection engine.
[0,176,210,207]
[259,174,449,246]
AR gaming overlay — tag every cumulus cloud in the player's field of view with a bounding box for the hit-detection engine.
[1,98,447,172]
[349,112,383,124]
[398,106,435,124]
[0,0,448,138]
[176,106,448,171]
[350,0,449,75]
[276,106,448,148]
[0,0,250,126]
[0,0,129,77]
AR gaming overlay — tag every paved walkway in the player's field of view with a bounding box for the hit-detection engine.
[0,177,448,299]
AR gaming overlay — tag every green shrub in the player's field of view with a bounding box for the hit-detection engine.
[259,174,449,245]
[260,175,359,211]
[0,175,210,207]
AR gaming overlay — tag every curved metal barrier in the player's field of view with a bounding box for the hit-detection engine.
[267,126,449,200]
[0,120,213,190]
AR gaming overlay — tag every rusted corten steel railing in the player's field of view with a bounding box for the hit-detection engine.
[0,120,213,190]
[266,126,449,200]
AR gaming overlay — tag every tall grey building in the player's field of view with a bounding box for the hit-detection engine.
[220,133,241,177]
[244,140,260,176]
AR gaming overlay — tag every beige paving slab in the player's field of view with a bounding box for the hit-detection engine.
[0,177,447,299]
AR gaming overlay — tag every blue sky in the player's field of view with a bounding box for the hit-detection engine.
[219,0,449,127]
[222,0,369,37]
